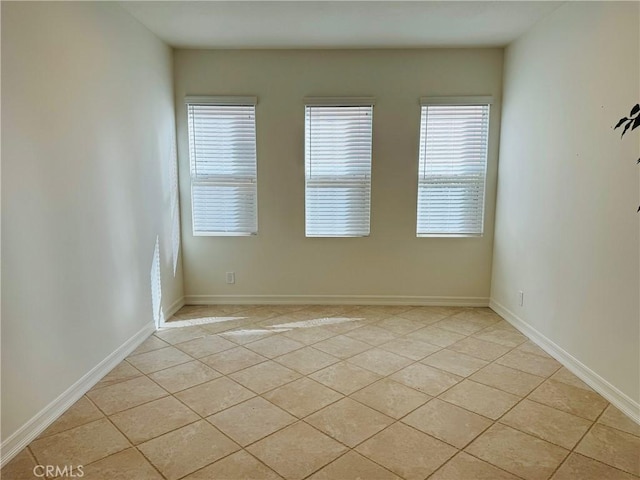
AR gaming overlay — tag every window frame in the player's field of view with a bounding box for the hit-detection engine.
[416,96,492,238]
[185,96,258,237]
[303,97,375,238]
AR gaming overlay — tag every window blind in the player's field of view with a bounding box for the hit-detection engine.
[305,102,373,237]
[417,102,490,236]
[186,98,257,236]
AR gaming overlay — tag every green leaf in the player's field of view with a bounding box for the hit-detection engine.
[615,117,628,129]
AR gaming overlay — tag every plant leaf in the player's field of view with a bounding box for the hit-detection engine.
[621,121,632,137]
[615,117,628,129]
[631,104,640,116]
[632,115,640,131]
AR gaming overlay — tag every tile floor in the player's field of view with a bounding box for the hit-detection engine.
[3,305,639,480]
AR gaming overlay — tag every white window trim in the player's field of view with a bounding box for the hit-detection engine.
[420,95,493,106]
[186,96,258,236]
[304,98,375,238]
[416,98,491,238]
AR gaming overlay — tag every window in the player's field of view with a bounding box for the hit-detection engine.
[186,96,258,236]
[305,98,374,237]
[417,97,491,237]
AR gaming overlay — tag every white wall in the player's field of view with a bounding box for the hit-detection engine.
[492,2,640,404]
[174,49,503,303]
[1,2,183,442]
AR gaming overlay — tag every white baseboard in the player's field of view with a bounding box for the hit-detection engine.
[165,296,185,319]
[183,294,490,307]
[490,299,640,425]
[0,322,156,468]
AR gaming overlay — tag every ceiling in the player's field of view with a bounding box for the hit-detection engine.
[120,1,563,49]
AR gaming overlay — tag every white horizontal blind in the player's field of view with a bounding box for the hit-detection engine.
[305,104,373,237]
[187,101,257,235]
[417,103,490,236]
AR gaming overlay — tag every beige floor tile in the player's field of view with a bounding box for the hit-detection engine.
[306,398,394,447]
[173,304,250,318]
[39,396,104,437]
[421,349,488,377]
[345,326,398,346]
[308,451,401,480]
[175,377,255,416]
[496,349,561,377]
[356,423,456,480]
[263,377,343,418]
[138,420,239,480]
[470,363,544,396]
[0,449,37,480]
[230,361,301,394]
[310,362,381,395]
[516,340,552,358]
[130,335,170,356]
[174,335,236,358]
[429,452,520,480]
[247,422,348,480]
[80,447,164,479]
[452,308,502,324]
[466,423,569,480]
[528,379,608,420]
[314,335,372,359]
[379,337,440,360]
[220,327,277,345]
[350,378,430,419]
[199,317,257,335]
[575,424,640,475]
[200,346,267,374]
[550,367,593,391]
[30,418,130,466]
[485,319,520,332]
[91,361,142,390]
[357,305,413,316]
[403,398,492,448]
[86,376,167,415]
[347,348,413,376]
[274,346,339,375]
[396,306,457,324]
[183,450,283,480]
[244,335,305,358]
[598,405,640,437]
[281,325,336,344]
[109,396,199,444]
[148,360,220,393]
[473,327,527,347]
[407,326,465,348]
[435,316,492,335]
[154,326,209,345]
[439,380,519,420]
[551,453,638,480]
[126,346,193,374]
[374,316,425,335]
[390,363,462,396]
[500,399,592,449]
[241,305,304,318]
[207,397,296,446]
[448,337,511,361]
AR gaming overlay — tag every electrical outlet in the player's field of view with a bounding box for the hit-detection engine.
[226,272,235,284]
[518,290,524,307]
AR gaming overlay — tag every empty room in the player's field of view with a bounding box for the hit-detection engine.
[2,1,639,479]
